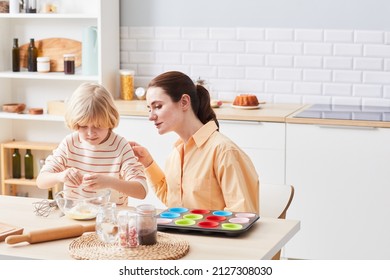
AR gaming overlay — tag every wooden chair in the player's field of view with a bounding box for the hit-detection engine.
[260,184,295,259]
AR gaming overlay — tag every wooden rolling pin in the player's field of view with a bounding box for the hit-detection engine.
[5,224,95,245]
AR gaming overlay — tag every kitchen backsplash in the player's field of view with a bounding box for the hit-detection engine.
[120,26,390,106]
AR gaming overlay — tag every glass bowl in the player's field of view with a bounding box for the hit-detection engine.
[55,189,111,220]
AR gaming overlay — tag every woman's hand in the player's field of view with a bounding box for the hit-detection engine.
[129,141,154,168]
[59,168,83,187]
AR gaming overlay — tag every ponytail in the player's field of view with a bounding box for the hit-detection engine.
[195,84,219,130]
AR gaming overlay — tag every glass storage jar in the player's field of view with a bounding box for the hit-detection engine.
[37,57,50,73]
[63,54,75,74]
[136,204,157,245]
[25,0,37,13]
[120,69,135,100]
[96,202,118,244]
[117,210,138,248]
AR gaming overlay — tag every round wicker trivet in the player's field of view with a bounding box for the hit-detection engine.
[69,232,189,260]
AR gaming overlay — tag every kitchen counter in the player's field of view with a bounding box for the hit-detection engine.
[114,100,304,122]
[49,99,390,128]
[286,104,390,128]
[115,100,390,128]
[215,103,304,122]
[0,195,300,260]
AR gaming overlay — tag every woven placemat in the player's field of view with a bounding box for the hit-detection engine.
[69,232,189,260]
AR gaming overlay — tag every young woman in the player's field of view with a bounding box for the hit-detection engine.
[130,71,259,213]
[37,82,147,205]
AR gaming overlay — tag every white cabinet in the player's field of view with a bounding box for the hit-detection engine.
[115,116,177,209]
[285,123,390,259]
[219,120,286,185]
[0,0,119,142]
[116,116,177,173]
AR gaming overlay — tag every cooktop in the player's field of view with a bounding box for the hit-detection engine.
[293,104,390,122]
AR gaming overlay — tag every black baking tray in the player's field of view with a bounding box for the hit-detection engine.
[157,207,259,236]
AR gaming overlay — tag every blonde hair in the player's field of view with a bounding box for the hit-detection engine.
[65,82,119,131]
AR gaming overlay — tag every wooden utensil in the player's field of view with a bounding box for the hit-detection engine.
[2,103,26,113]
[5,224,95,245]
[19,38,82,72]
[0,222,24,242]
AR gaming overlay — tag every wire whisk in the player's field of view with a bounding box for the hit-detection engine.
[33,199,58,217]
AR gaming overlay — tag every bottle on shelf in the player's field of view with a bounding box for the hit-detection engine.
[12,38,20,72]
[48,188,53,199]
[25,0,37,13]
[24,149,34,179]
[27,38,38,72]
[12,148,21,179]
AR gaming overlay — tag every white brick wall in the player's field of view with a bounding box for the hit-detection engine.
[120,26,390,105]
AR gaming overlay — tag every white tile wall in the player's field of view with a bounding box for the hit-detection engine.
[120,26,390,105]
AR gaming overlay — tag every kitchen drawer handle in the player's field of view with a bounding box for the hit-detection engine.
[317,125,378,130]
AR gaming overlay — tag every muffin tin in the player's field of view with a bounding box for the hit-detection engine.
[157,207,259,236]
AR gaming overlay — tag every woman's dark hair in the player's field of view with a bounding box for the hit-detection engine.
[147,71,219,128]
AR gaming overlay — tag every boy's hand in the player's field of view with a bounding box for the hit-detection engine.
[60,168,83,187]
[82,173,112,190]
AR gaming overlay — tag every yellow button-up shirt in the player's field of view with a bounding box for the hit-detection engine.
[145,121,259,213]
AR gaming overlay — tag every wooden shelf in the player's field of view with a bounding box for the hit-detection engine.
[1,141,58,150]
[1,141,59,195]
[4,178,37,186]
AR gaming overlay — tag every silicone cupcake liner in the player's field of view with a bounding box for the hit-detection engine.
[157,208,259,236]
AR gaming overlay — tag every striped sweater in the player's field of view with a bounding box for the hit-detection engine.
[40,131,147,205]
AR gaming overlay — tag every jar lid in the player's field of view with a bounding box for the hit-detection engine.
[63,54,75,58]
[37,57,50,62]
[135,87,145,97]
[120,69,135,75]
[136,204,156,215]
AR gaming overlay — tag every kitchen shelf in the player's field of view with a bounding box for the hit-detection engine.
[4,178,37,186]
[1,141,58,150]
[0,141,58,196]
[0,13,98,19]
[0,112,64,122]
[0,0,119,105]
[0,71,98,81]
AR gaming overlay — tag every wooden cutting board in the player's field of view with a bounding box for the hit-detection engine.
[19,38,82,72]
[0,222,24,242]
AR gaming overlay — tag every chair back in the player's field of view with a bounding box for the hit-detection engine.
[260,184,295,219]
